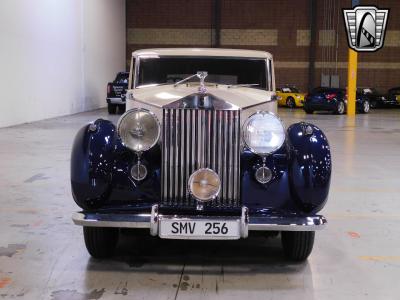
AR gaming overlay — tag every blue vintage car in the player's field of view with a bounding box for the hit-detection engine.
[71,48,331,261]
[303,87,370,114]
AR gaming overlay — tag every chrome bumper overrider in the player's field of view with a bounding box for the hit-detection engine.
[72,205,327,238]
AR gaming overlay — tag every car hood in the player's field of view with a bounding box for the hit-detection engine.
[130,84,275,110]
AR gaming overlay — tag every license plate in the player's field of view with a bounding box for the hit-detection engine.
[159,218,241,240]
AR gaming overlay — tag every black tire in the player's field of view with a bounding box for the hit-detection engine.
[286,97,296,108]
[281,231,315,261]
[336,101,345,115]
[83,227,119,258]
[108,104,117,114]
[304,108,314,114]
[370,100,378,109]
[359,100,370,114]
[118,104,126,114]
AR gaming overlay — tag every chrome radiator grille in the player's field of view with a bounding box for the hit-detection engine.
[162,108,241,207]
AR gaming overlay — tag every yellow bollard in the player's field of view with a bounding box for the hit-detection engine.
[346,49,358,116]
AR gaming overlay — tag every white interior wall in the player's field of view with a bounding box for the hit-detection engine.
[0,0,126,128]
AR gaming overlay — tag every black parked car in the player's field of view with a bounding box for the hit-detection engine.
[107,72,129,114]
[357,87,397,108]
[303,87,370,114]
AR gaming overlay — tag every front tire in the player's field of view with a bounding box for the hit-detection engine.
[286,97,296,108]
[118,104,126,114]
[336,101,345,115]
[359,100,370,114]
[108,104,117,114]
[304,108,314,114]
[281,231,315,261]
[83,227,119,258]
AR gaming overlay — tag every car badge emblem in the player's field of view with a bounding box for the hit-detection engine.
[196,71,208,94]
[130,124,145,138]
[343,6,389,52]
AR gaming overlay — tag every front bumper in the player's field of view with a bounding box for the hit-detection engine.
[295,98,305,107]
[107,97,125,105]
[72,205,327,239]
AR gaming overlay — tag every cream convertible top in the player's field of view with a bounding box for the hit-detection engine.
[132,48,273,59]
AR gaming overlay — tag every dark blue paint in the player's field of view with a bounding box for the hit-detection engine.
[71,119,116,209]
[71,119,161,209]
[240,148,295,211]
[287,123,331,213]
[71,119,331,215]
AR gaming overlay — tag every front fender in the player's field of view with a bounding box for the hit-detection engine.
[287,122,332,213]
[71,119,117,209]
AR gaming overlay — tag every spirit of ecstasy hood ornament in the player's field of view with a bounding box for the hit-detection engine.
[196,71,208,94]
[173,71,208,94]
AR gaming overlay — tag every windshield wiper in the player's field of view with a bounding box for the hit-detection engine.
[227,83,260,89]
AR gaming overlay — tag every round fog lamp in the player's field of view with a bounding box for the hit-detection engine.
[188,168,221,202]
[255,166,272,184]
[131,163,147,181]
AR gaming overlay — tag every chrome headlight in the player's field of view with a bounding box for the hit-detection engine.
[243,111,285,155]
[117,108,160,153]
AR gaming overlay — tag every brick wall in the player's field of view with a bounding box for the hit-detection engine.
[126,0,400,92]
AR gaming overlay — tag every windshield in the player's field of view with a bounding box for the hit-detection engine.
[137,57,267,89]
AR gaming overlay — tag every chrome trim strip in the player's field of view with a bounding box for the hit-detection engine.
[107,97,125,100]
[169,110,174,202]
[72,212,151,228]
[185,109,190,202]
[228,111,233,201]
[162,110,168,201]
[223,111,228,203]
[197,110,202,168]
[241,206,249,238]
[150,204,159,236]
[233,110,240,204]
[248,215,327,231]
[174,110,179,203]
[212,110,216,172]
[217,110,222,204]
[180,109,185,200]
[72,209,327,233]
[107,97,125,105]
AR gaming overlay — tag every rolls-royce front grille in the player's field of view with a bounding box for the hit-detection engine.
[162,108,241,207]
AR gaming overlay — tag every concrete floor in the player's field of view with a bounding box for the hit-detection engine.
[0,108,399,300]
